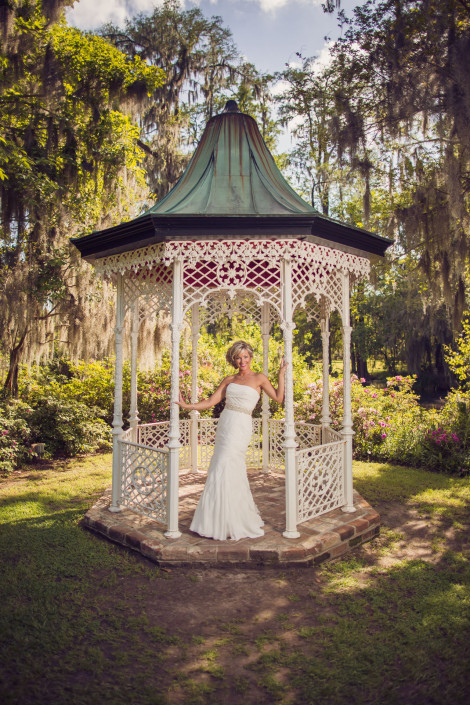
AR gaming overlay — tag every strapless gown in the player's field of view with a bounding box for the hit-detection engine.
[190,383,264,541]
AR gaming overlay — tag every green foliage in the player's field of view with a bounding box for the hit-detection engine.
[4,320,469,475]
[103,0,278,199]
[27,397,111,457]
[0,1,164,393]
[297,373,470,475]
[0,391,110,473]
[446,317,470,390]
[0,400,33,473]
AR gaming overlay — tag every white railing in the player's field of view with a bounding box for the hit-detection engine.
[295,421,321,450]
[322,426,343,444]
[198,418,218,470]
[138,420,191,466]
[269,419,285,470]
[296,440,345,522]
[119,417,346,528]
[247,418,262,467]
[120,439,169,522]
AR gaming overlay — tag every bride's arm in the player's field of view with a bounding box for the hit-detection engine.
[259,358,288,403]
[175,378,230,411]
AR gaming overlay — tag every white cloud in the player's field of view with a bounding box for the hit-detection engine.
[254,0,323,13]
[66,0,175,30]
[67,0,324,29]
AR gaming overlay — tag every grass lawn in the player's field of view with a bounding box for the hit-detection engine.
[0,454,469,705]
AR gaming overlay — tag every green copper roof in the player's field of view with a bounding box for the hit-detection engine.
[71,100,392,260]
[144,100,317,217]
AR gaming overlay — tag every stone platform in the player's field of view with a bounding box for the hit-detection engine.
[83,470,380,567]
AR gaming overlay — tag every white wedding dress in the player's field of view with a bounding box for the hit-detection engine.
[190,383,264,541]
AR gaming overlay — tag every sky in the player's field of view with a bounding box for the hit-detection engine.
[66,0,363,75]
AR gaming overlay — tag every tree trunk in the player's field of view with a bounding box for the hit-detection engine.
[3,331,27,397]
[356,353,369,380]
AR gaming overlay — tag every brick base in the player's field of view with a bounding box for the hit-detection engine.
[82,470,380,567]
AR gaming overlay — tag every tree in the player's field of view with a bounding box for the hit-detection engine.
[329,0,470,323]
[0,0,163,394]
[275,56,345,214]
[102,0,277,199]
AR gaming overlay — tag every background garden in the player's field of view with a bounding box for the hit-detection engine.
[1,3,470,704]
[1,0,470,478]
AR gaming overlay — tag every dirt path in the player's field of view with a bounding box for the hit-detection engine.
[85,494,468,705]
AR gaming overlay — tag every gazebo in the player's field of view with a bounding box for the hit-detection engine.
[72,101,390,543]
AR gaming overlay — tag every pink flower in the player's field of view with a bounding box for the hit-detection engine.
[2,430,8,435]
[381,433,387,439]
[372,393,377,398]
[360,378,366,383]
[452,434,459,442]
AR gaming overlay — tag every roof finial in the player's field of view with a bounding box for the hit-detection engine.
[223,100,240,113]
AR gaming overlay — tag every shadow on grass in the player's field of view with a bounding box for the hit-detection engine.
[354,461,470,524]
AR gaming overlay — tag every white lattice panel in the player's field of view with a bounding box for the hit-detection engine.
[138,420,191,469]
[322,427,343,444]
[120,440,168,522]
[198,418,218,470]
[295,422,321,450]
[138,421,170,450]
[296,441,345,522]
[123,264,173,319]
[246,418,262,467]
[199,291,269,327]
[292,262,344,317]
[269,419,285,471]
[179,419,191,469]
[95,239,369,282]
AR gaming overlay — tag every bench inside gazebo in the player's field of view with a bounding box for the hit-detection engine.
[73,100,390,566]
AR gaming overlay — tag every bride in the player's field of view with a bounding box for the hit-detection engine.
[176,341,287,541]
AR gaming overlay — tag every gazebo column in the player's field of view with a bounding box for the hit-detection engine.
[166,257,183,538]
[128,300,140,443]
[281,256,300,539]
[341,271,356,513]
[190,302,200,472]
[320,304,331,437]
[110,273,125,512]
[261,302,270,472]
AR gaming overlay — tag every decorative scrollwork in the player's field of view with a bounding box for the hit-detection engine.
[216,259,247,290]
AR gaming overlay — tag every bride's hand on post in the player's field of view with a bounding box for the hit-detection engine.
[279,357,288,376]
[174,392,189,409]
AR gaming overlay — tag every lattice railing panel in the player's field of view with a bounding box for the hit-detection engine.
[296,441,345,523]
[269,419,285,471]
[138,421,170,450]
[179,419,191,468]
[247,418,262,467]
[138,420,191,468]
[198,418,218,470]
[322,427,343,444]
[120,441,168,522]
[295,422,321,450]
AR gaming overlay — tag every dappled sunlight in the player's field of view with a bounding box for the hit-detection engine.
[1,456,469,704]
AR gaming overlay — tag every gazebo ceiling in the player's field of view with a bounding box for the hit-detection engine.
[72,100,392,261]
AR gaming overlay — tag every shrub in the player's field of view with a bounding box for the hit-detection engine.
[0,400,33,473]
[27,396,111,457]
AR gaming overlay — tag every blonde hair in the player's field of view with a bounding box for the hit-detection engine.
[226,341,254,369]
